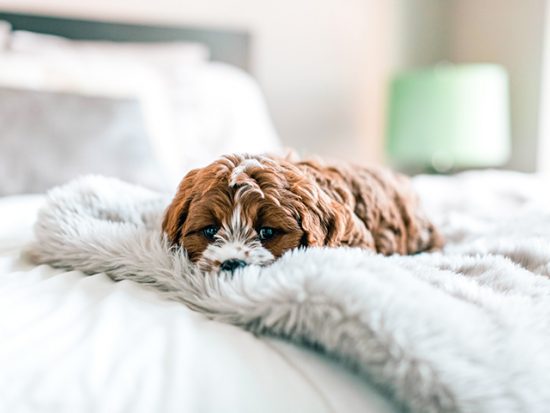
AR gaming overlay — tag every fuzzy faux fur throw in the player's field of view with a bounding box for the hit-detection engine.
[28,173,550,413]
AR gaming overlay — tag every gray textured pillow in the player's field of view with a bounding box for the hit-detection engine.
[0,87,169,195]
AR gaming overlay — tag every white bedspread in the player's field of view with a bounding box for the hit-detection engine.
[0,196,395,412]
[3,170,550,413]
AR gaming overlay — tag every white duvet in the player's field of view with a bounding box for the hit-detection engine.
[0,196,394,412]
[2,170,550,413]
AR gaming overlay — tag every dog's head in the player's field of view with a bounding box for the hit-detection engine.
[162,154,343,273]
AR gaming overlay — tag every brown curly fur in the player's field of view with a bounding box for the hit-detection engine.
[163,153,443,268]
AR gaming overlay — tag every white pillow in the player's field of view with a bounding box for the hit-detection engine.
[0,52,176,192]
[0,86,169,195]
[9,29,209,65]
[0,21,10,50]
[1,32,281,190]
[6,31,213,184]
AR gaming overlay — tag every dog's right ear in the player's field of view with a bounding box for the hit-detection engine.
[162,169,199,245]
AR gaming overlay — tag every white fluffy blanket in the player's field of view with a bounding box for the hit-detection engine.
[28,172,550,413]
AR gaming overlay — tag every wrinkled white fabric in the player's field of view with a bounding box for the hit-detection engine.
[0,194,394,413]
[18,171,550,412]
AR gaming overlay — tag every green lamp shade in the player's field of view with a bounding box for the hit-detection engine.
[386,64,510,171]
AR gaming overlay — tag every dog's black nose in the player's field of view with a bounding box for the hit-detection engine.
[220,259,247,272]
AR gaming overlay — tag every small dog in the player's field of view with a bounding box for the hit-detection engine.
[163,154,443,273]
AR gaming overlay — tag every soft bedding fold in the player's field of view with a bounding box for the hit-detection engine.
[24,172,550,413]
[0,191,395,413]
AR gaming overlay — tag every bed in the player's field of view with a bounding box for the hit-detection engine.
[2,11,550,413]
[0,11,399,413]
[0,193,398,413]
[4,169,550,413]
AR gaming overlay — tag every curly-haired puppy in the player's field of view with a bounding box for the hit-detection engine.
[163,154,443,273]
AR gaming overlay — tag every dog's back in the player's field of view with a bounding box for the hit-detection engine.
[294,158,444,254]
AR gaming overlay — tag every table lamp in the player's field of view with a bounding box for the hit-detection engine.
[386,64,510,173]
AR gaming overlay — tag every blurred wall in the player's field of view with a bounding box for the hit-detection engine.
[538,1,550,173]
[395,0,449,68]
[389,0,547,172]
[0,0,381,163]
[1,0,547,171]
[448,0,547,172]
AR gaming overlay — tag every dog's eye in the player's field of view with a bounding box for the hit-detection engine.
[258,227,276,241]
[202,225,219,241]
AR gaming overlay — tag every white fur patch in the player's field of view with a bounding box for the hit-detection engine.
[229,204,243,233]
[229,159,264,187]
[198,240,274,272]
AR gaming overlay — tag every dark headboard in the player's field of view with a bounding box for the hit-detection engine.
[0,11,251,71]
